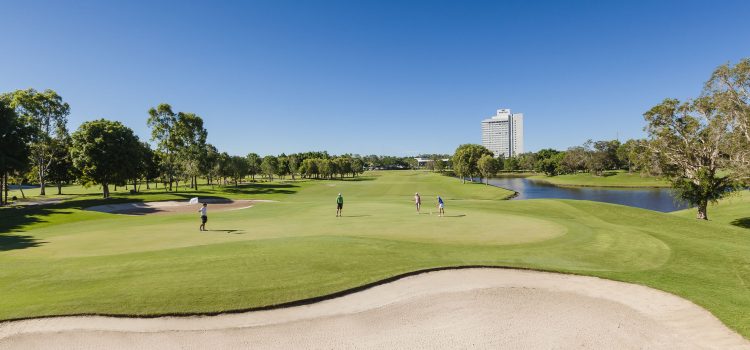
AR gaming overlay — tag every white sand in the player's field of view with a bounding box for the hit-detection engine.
[1,268,747,349]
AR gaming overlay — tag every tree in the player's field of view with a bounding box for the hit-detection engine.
[334,157,352,179]
[1,89,70,195]
[503,156,520,171]
[47,136,75,195]
[318,158,333,179]
[203,144,219,187]
[142,143,160,190]
[433,157,446,173]
[216,152,232,185]
[276,156,289,179]
[561,146,588,174]
[538,152,565,176]
[228,155,249,186]
[0,101,32,205]
[516,153,537,171]
[452,144,493,183]
[246,153,261,180]
[70,119,142,198]
[705,58,750,184]
[175,112,208,190]
[477,154,499,184]
[644,97,738,220]
[534,149,562,175]
[302,158,318,178]
[351,158,365,176]
[617,140,636,172]
[288,155,300,180]
[261,155,278,181]
[147,104,179,191]
[588,140,621,174]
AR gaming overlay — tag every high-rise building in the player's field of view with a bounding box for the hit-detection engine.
[481,108,524,158]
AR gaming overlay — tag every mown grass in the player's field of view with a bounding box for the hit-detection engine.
[530,170,670,188]
[1,171,749,339]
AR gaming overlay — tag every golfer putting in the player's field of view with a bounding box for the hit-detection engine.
[198,203,208,231]
[336,193,344,217]
[437,195,445,217]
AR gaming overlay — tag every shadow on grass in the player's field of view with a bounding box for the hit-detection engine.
[219,182,298,195]
[0,234,46,251]
[206,229,243,234]
[730,217,750,229]
[0,181,302,232]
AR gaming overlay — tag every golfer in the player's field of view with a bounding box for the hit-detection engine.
[198,203,208,231]
[437,195,445,217]
[414,192,421,213]
[336,193,344,217]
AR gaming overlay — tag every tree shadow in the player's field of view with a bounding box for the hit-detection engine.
[338,177,376,182]
[730,217,750,229]
[0,205,77,233]
[1,181,301,232]
[220,183,299,195]
[0,234,46,251]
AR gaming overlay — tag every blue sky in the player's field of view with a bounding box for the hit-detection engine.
[2,0,749,156]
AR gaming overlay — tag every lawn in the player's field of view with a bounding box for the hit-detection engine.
[530,170,670,188]
[672,190,750,227]
[1,171,749,339]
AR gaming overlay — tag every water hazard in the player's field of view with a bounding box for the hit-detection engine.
[486,177,689,212]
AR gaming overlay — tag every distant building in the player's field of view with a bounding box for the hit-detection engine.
[481,108,524,158]
[414,157,450,168]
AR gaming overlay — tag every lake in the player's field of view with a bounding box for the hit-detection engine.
[485,176,689,212]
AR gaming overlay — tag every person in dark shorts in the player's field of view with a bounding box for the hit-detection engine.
[336,193,344,217]
[199,203,208,231]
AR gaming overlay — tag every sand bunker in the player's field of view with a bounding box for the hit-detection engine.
[1,268,747,349]
[85,198,266,215]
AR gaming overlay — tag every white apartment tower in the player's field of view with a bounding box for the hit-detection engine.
[481,108,524,158]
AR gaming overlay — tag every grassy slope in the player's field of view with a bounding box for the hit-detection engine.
[672,190,750,227]
[1,171,750,339]
[530,170,670,188]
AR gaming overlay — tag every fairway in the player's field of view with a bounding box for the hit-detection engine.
[2,171,750,340]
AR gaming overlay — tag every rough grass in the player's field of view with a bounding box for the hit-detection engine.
[1,171,749,339]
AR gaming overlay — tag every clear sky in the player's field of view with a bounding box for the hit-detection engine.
[2,0,749,156]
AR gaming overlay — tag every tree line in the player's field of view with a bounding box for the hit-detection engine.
[0,94,418,203]
[449,139,645,184]
[501,138,655,177]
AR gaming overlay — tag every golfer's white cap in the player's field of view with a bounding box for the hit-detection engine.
[338,193,341,195]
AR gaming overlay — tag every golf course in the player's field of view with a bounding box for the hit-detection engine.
[1,170,750,342]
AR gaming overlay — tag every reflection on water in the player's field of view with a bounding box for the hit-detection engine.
[486,177,689,212]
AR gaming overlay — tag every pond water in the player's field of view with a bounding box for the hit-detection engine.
[485,176,689,212]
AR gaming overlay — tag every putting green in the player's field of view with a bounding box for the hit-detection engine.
[1,171,749,340]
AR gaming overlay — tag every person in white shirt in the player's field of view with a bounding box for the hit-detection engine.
[198,203,208,231]
[414,192,421,213]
